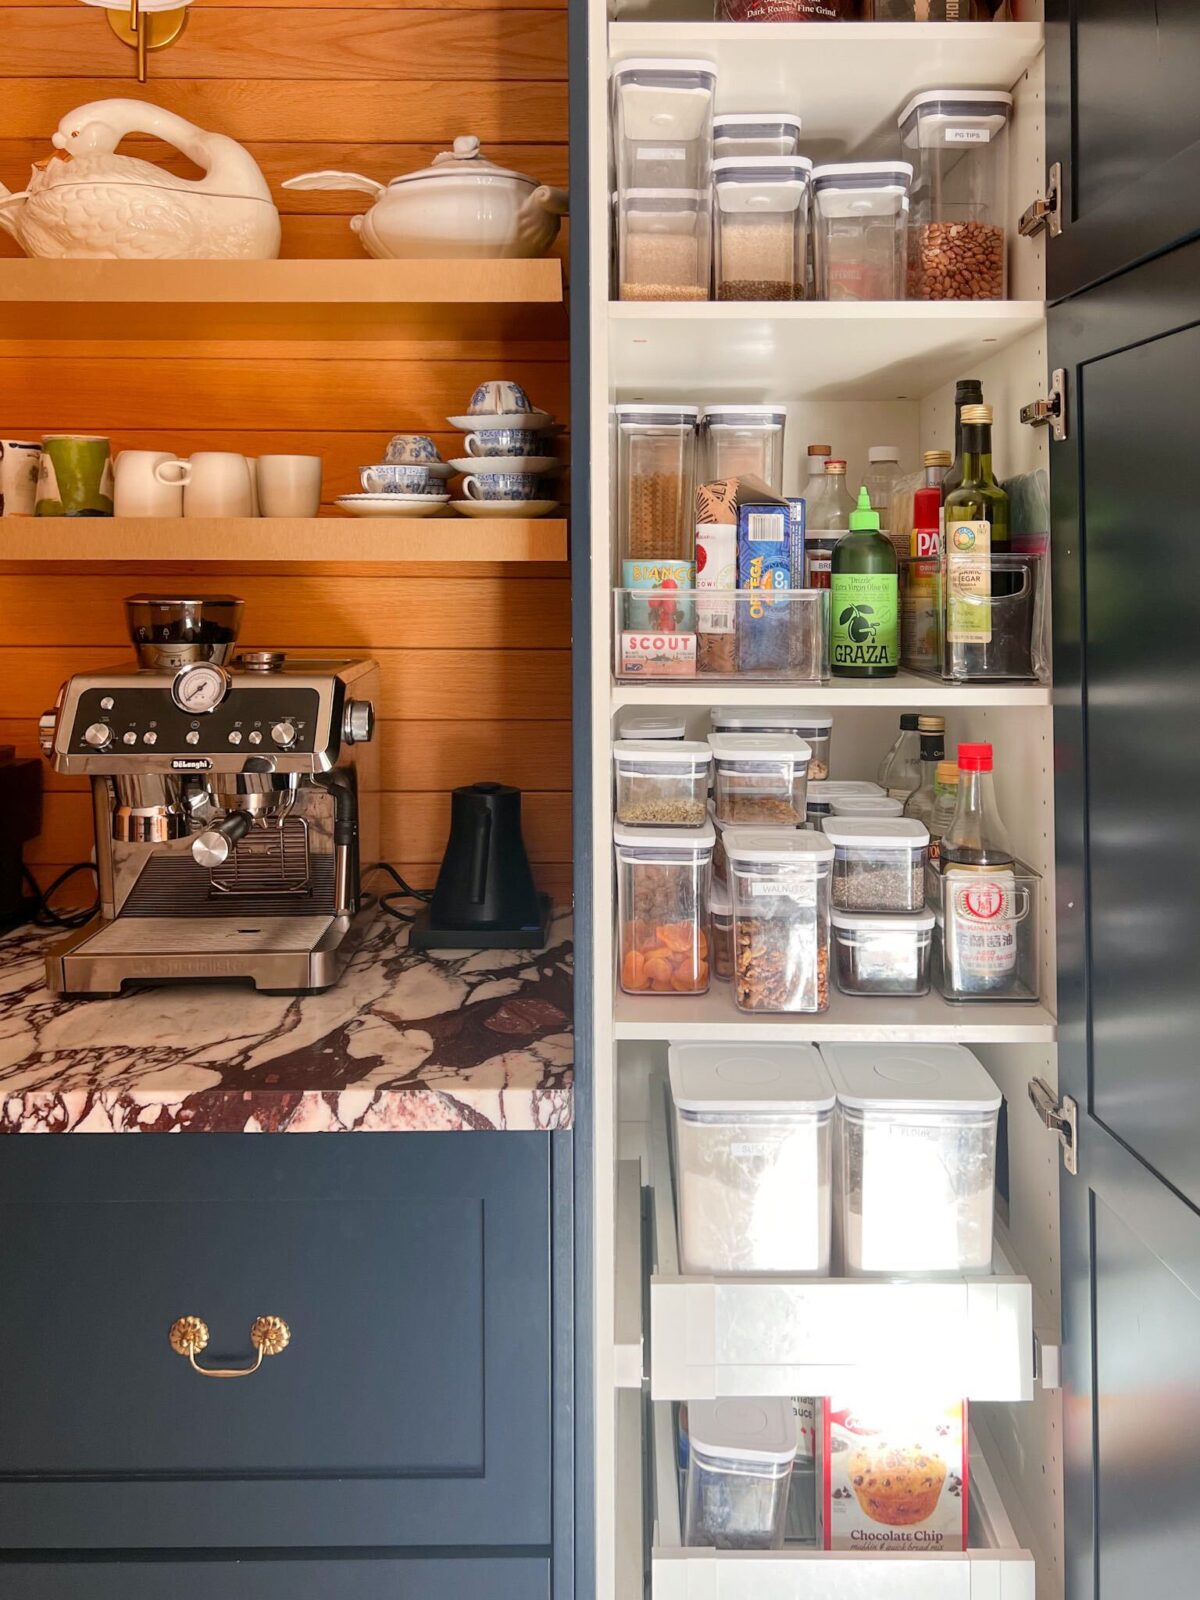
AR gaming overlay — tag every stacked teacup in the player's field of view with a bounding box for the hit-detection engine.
[335,433,454,518]
[446,381,561,518]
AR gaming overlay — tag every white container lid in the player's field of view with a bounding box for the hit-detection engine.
[828,795,905,818]
[808,780,884,805]
[713,706,833,731]
[669,1040,834,1113]
[710,873,731,914]
[812,161,913,188]
[898,87,1014,135]
[699,404,788,426]
[614,818,715,851]
[822,816,929,849]
[687,1397,798,1467]
[725,828,834,865]
[713,155,813,177]
[868,445,901,463]
[619,714,686,739]
[820,1042,1002,1113]
[612,738,712,766]
[613,56,718,81]
[714,112,803,133]
[831,906,935,932]
[616,402,700,423]
[708,732,811,762]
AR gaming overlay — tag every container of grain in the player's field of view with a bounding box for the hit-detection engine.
[618,188,711,302]
[713,156,812,302]
[825,816,929,913]
[612,738,712,826]
[709,732,811,826]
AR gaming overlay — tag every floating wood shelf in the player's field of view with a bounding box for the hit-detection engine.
[0,259,567,343]
[0,517,569,569]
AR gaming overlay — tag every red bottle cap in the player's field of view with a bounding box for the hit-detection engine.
[957,742,993,771]
[913,487,941,529]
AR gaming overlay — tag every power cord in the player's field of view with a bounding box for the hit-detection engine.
[372,861,433,924]
[21,862,99,931]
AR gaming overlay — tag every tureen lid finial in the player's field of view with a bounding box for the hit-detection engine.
[451,136,481,161]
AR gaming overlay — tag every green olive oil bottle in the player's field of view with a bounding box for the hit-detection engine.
[830,485,898,678]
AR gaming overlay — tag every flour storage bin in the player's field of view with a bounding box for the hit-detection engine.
[669,1042,835,1274]
[618,188,711,303]
[709,733,811,826]
[713,157,812,302]
[713,113,802,160]
[831,907,935,996]
[699,405,788,492]
[899,89,1013,301]
[726,828,833,1013]
[711,708,833,780]
[612,739,712,827]
[822,1043,1002,1274]
[812,162,912,301]
[683,1398,797,1551]
[615,820,714,996]
[612,57,717,194]
[826,816,929,912]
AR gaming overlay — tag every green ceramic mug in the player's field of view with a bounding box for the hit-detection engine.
[36,435,114,517]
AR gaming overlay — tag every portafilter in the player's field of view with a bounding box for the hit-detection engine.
[125,593,245,670]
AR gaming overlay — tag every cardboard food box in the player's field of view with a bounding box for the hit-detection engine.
[822,1399,968,1552]
[696,476,795,675]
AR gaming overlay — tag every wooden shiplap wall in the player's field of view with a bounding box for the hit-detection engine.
[0,0,571,903]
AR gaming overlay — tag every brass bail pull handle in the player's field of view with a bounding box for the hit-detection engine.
[169,1315,291,1378]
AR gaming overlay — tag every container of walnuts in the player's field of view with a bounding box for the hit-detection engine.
[725,828,833,1013]
[615,819,715,996]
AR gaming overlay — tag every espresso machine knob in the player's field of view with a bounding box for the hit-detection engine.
[84,721,113,749]
[270,721,297,748]
[192,813,252,869]
[342,699,376,746]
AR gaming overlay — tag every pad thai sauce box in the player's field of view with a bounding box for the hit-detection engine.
[822,1399,968,1552]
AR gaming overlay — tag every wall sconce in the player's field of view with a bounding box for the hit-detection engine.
[81,0,193,83]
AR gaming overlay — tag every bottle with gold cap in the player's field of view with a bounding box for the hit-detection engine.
[942,402,1010,658]
[903,715,946,830]
[830,485,898,679]
[923,448,951,489]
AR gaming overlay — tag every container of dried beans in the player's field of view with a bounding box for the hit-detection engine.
[613,739,712,827]
[709,732,811,826]
[824,816,929,914]
[726,828,833,1014]
[615,819,715,996]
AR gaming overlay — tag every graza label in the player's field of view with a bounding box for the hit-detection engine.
[830,571,898,669]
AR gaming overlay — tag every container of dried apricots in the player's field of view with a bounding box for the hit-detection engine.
[615,819,715,997]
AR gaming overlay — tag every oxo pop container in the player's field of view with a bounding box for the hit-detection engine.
[618,188,711,303]
[709,732,811,826]
[726,828,833,1014]
[710,872,734,979]
[831,906,934,996]
[612,738,711,827]
[612,58,717,194]
[684,1398,797,1551]
[616,403,699,577]
[700,404,788,493]
[827,794,905,819]
[825,816,929,913]
[805,779,884,828]
[713,157,813,303]
[711,708,833,781]
[617,713,686,741]
[821,1042,1002,1274]
[615,819,714,996]
[899,89,1013,301]
[812,162,912,302]
[669,1041,835,1275]
[713,113,803,160]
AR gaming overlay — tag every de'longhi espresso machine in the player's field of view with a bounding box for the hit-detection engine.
[39,594,378,996]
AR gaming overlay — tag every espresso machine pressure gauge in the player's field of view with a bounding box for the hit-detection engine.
[172,661,229,714]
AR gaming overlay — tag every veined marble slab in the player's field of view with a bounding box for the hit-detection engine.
[0,909,572,1134]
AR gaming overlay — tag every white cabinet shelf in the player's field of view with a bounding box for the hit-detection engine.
[609,301,1046,402]
[611,674,1052,710]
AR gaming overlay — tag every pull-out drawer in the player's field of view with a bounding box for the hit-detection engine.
[0,1134,557,1552]
[0,1557,550,1599]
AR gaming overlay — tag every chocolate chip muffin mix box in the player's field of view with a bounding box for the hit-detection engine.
[821,1398,968,1551]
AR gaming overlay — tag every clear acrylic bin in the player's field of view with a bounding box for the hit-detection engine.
[615,820,714,997]
[934,858,1041,1003]
[812,162,912,302]
[710,707,833,781]
[726,828,833,1014]
[612,57,716,195]
[612,738,711,827]
[710,732,811,827]
[831,907,934,997]
[939,548,1048,682]
[826,817,929,913]
[684,1398,797,1551]
[714,156,812,302]
[614,589,829,682]
[713,113,802,160]
[618,188,711,303]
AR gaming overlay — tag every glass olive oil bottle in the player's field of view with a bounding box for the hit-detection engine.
[830,486,898,678]
[942,403,1011,675]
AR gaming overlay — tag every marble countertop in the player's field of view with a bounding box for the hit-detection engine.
[0,909,572,1134]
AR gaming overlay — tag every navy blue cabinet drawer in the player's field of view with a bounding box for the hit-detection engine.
[0,1557,550,1599]
[0,1135,553,1551]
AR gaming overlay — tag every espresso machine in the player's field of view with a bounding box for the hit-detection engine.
[38,594,379,997]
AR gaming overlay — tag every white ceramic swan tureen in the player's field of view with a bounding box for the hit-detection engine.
[0,100,281,260]
[283,136,568,260]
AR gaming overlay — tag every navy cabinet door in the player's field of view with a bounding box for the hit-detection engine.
[0,1558,550,1600]
[1046,0,1200,299]
[1052,240,1200,1599]
[0,1134,552,1552]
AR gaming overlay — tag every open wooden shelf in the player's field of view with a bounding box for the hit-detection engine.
[0,259,567,343]
[0,517,569,568]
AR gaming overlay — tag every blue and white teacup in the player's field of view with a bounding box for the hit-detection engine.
[361,463,443,495]
[383,433,441,467]
[467,380,533,417]
[464,428,543,458]
[461,471,541,502]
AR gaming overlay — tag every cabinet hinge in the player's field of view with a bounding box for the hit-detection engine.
[1019,161,1062,240]
[1028,1078,1078,1176]
[1020,368,1068,442]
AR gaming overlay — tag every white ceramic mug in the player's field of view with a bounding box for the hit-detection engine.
[114,450,183,518]
[155,453,253,518]
[257,454,323,517]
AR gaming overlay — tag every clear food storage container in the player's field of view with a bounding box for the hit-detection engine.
[612,738,711,827]
[826,816,929,913]
[899,89,1013,301]
[616,403,699,597]
[710,874,734,978]
[831,907,935,996]
[935,858,1042,1003]
[615,820,714,996]
[710,733,811,826]
[726,828,833,1013]
[812,162,912,302]
[700,404,788,493]
[683,1398,797,1551]
[806,780,884,828]
[668,1041,835,1274]
[612,57,717,194]
[821,1042,1002,1274]
[618,188,711,303]
[827,794,905,818]
[713,157,812,302]
[711,708,833,780]
[617,713,686,741]
[714,113,802,160]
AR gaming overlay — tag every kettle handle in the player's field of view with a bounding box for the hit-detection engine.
[281,170,385,197]
[468,809,492,906]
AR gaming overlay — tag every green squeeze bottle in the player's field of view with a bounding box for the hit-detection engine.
[830,485,898,678]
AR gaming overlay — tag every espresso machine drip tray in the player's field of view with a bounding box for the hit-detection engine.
[122,849,335,919]
[68,916,341,959]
